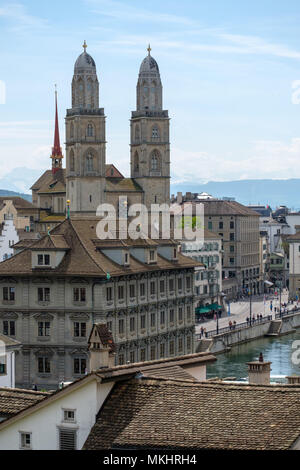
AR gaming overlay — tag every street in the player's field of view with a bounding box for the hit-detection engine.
[195,291,292,334]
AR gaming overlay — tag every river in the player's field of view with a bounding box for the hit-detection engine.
[207,329,300,381]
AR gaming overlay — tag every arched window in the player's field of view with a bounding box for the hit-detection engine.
[70,150,75,172]
[86,154,94,172]
[134,152,139,172]
[87,124,94,137]
[135,125,140,142]
[151,150,160,171]
[152,125,160,140]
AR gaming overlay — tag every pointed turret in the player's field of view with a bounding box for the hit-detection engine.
[51,86,63,174]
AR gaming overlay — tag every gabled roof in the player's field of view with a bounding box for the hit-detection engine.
[30,169,66,191]
[0,388,51,420]
[83,379,300,450]
[0,197,35,210]
[88,323,116,353]
[105,164,124,179]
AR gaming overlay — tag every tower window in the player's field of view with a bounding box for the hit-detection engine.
[152,126,160,140]
[135,125,140,142]
[70,151,75,172]
[87,124,94,137]
[86,154,94,172]
[151,151,160,171]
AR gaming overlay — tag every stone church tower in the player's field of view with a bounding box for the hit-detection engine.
[66,42,106,217]
[130,46,170,209]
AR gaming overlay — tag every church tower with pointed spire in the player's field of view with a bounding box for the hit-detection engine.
[51,86,63,174]
[130,45,170,209]
[66,41,106,217]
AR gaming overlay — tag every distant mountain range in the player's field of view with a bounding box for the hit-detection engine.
[0,189,32,202]
[0,173,299,210]
[171,179,300,210]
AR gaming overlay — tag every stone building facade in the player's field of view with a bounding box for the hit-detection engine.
[0,219,197,389]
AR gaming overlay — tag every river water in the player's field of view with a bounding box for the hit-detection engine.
[207,329,300,381]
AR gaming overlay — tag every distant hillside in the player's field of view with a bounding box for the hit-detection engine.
[0,189,32,202]
[171,179,300,210]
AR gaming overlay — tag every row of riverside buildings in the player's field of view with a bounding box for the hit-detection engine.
[0,43,263,389]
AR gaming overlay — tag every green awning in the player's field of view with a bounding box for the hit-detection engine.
[196,304,223,315]
[210,303,223,310]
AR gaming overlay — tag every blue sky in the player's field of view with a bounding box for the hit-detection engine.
[1,0,300,192]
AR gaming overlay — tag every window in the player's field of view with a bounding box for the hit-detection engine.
[178,307,183,322]
[38,357,50,374]
[38,254,50,266]
[187,305,191,320]
[230,221,235,229]
[73,288,86,302]
[152,126,160,140]
[74,322,86,338]
[169,340,175,356]
[3,286,15,301]
[230,233,235,241]
[187,336,192,352]
[0,362,6,374]
[219,222,223,229]
[150,281,156,295]
[124,253,129,265]
[141,315,146,330]
[169,309,174,323]
[59,428,77,451]
[186,277,191,290]
[63,410,76,423]
[74,358,86,375]
[38,287,50,302]
[20,432,32,450]
[151,151,160,171]
[70,151,75,172]
[230,258,235,265]
[178,278,182,290]
[3,321,15,336]
[169,279,174,292]
[208,221,212,230]
[119,354,124,365]
[159,280,165,294]
[178,338,183,353]
[106,286,113,302]
[130,351,135,363]
[230,245,235,253]
[87,124,94,137]
[140,283,145,297]
[160,343,165,358]
[118,285,124,300]
[160,311,165,325]
[130,317,135,332]
[140,348,146,362]
[150,345,156,360]
[149,250,155,261]
[119,319,124,334]
[129,284,135,298]
[150,312,156,328]
[86,154,94,172]
[107,321,112,332]
[38,322,50,337]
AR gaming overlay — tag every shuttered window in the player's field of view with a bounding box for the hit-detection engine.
[59,428,77,450]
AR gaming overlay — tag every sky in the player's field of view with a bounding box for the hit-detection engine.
[1,0,300,193]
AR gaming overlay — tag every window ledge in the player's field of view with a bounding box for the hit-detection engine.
[72,301,87,306]
[37,301,50,306]
[37,337,51,342]
[2,300,15,305]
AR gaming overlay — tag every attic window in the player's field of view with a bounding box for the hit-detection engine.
[38,254,50,266]
[149,250,156,262]
[173,248,178,259]
[49,181,57,189]
[124,252,129,265]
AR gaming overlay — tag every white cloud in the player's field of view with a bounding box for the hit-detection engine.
[171,138,300,183]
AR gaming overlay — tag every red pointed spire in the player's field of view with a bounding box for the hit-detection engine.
[51,85,63,174]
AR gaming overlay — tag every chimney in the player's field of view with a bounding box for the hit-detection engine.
[88,323,116,370]
[247,353,272,385]
[286,376,300,385]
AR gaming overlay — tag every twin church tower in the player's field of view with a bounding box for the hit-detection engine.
[65,42,170,217]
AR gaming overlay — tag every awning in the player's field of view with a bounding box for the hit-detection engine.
[264,280,274,286]
[196,304,223,315]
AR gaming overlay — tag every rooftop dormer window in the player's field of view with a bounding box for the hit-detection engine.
[38,254,50,266]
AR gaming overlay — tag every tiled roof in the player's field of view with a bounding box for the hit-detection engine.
[0,388,50,420]
[181,200,260,217]
[89,323,116,353]
[106,178,143,192]
[0,218,199,277]
[83,379,300,450]
[105,164,124,179]
[31,169,66,191]
[0,197,35,210]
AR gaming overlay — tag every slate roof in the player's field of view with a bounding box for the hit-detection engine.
[0,388,50,420]
[179,200,260,217]
[83,379,300,450]
[0,218,199,277]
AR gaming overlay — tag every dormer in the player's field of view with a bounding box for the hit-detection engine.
[30,235,70,269]
[129,246,157,265]
[100,247,131,267]
[157,242,179,262]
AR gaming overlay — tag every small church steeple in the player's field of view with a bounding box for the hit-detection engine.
[51,86,63,175]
